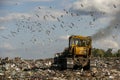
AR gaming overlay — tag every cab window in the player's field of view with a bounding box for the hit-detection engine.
[70,38,87,47]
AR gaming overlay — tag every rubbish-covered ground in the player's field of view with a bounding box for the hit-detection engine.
[0,57,120,80]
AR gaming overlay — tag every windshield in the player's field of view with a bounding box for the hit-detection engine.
[70,38,87,47]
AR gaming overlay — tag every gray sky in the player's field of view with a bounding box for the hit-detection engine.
[0,0,120,59]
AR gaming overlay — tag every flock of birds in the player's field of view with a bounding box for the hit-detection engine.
[0,4,118,47]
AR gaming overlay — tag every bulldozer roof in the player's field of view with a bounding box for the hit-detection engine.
[69,35,91,40]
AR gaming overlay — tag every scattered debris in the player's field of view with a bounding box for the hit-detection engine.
[0,57,119,79]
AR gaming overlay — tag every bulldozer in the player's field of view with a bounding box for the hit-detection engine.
[53,35,92,70]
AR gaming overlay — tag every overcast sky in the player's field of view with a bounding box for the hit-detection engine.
[0,0,120,59]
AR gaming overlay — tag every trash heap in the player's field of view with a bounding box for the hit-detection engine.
[0,57,120,80]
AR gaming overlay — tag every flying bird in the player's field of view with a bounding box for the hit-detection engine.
[57,17,60,22]
[46,30,51,35]
[51,27,55,30]
[1,36,9,39]
[49,6,52,9]
[71,22,74,26]
[10,31,17,37]
[81,4,84,7]
[113,4,116,8]
[50,15,56,19]
[71,13,74,16]
[63,9,68,14]
[43,15,48,20]
[69,25,72,28]
[61,21,64,24]
[38,7,41,9]
[36,14,39,18]
[60,24,64,28]
[61,15,63,18]
[53,24,56,28]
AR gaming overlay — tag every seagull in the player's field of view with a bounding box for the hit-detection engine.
[60,24,64,28]
[37,23,41,26]
[34,38,37,42]
[46,30,50,35]
[10,31,17,37]
[43,15,47,20]
[50,15,56,19]
[63,9,68,14]
[51,27,55,30]
[53,24,56,28]
[71,22,74,26]
[81,4,84,7]
[113,4,116,8]
[49,6,52,9]
[61,21,64,24]
[17,28,20,32]
[21,42,24,45]
[71,13,74,16]
[36,14,39,18]
[1,36,8,39]
[57,17,60,22]
[38,30,41,32]
[69,25,72,28]
[61,15,63,18]
[66,11,68,14]
[38,7,41,9]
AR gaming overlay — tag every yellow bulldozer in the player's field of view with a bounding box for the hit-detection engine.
[53,35,92,70]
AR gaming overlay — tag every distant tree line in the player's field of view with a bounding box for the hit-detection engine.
[92,48,120,57]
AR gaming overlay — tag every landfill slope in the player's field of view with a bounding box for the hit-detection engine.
[0,57,120,80]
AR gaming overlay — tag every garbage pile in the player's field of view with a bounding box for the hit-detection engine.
[0,57,120,80]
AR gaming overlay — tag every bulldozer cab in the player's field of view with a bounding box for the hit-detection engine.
[69,35,92,56]
[69,35,91,48]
